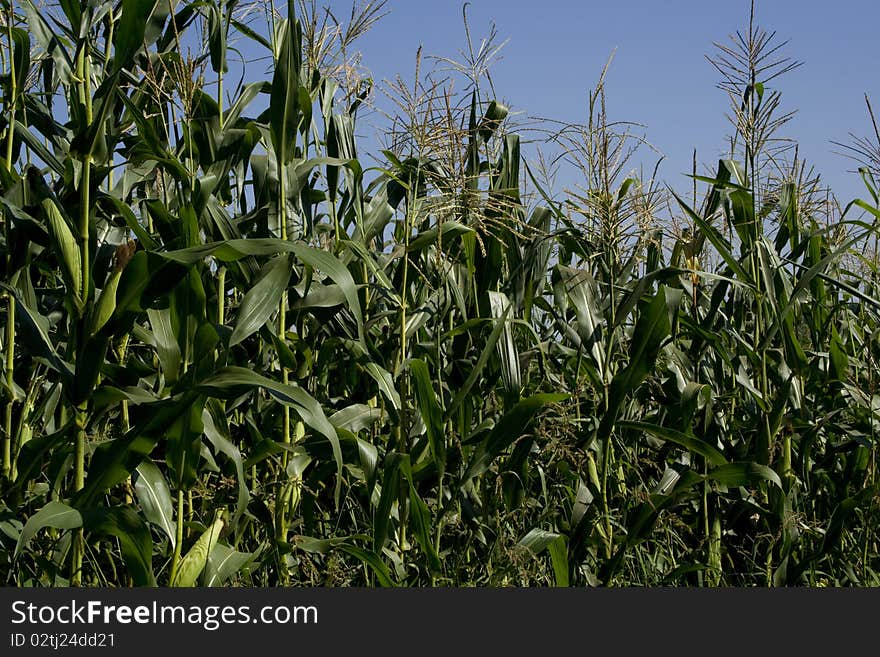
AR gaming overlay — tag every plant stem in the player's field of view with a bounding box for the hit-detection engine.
[218,71,224,130]
[275,101,291,572]
[70,41,93,588]
[396,189,415,561]
[4,4,16,173]
[2,293,13,479]
[600,435,613,561]
[217,266,226,324]
[169,488,185,585]
[70,401,87,586]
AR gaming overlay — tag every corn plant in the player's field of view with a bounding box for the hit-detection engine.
[0,0,877,587]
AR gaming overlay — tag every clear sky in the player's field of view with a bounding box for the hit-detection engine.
[329,0,880,210]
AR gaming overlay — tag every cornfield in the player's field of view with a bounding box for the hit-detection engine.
[1,0,878,588]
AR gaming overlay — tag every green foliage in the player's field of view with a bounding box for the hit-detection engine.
[0,0,878,588]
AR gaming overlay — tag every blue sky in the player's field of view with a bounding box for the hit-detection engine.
[329,0,879,208]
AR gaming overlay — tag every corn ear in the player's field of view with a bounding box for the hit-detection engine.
[170,513,225,587]
[42,199,83,311]
[587,452,601,490]
[88,270,120,337]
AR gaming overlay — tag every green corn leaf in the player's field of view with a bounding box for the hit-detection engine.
[166,396,207,491]
[205,544,258,586]
[398,456,441,574]
[198,367,343,506]
[489,291,521,400]
[707,462,783,490]
[557,265,606,382]
[329,404,384,434]
[108,251,189,337]
[146,307,182,385]
[83,507,155,586]
[364,363,401,410]
[445,306,510,421]
[21,0,74,84]
[407,480,442,574]
[10,27,30,97]
[292,243,364,343]
[160,239,310,265]
[269,19,302,165]
[407,221,474,252]
[76,393,200,507]
[170,267,208,370]
[335,543,396,587]
[15,502,82,558]
[372,453,401,553]
[619,421,727,467]
[518,529,569,587]
[672,191,754,286]
[113,0,160,70]
[12,421,74,492]
[230,254,293,346]
[410,359,446,479]
[0,284,74,386]
[202,401,249,523]
[206,2,227,73]
[463,393,568,482]
[598,286,682,443]
[133,460,176,548]
[727,187,757,248]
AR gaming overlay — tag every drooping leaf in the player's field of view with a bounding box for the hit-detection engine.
[83,507,155,586]
[198,367,343,505]
[619,421,727,467]
[518,528,569,587]
[15,502,82,558]
[76,394,200,507]
[206,2,228,74]
[0,286,73,387]
[372,453,402,553]
[202,401,249,522]
[445,309,511,421]
[364,363,401,410]
[133,460,176,547]
[204,544,258,586]
[463,393,568,482]
[407,221,474,252]
[329,404,384,434]
[489,291,521,400]
[336,543,396,587]
[146,307,182,385]
[292,243,364,343]
[707,462,783,490]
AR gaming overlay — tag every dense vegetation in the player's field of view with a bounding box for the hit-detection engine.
[0,0,878,587]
